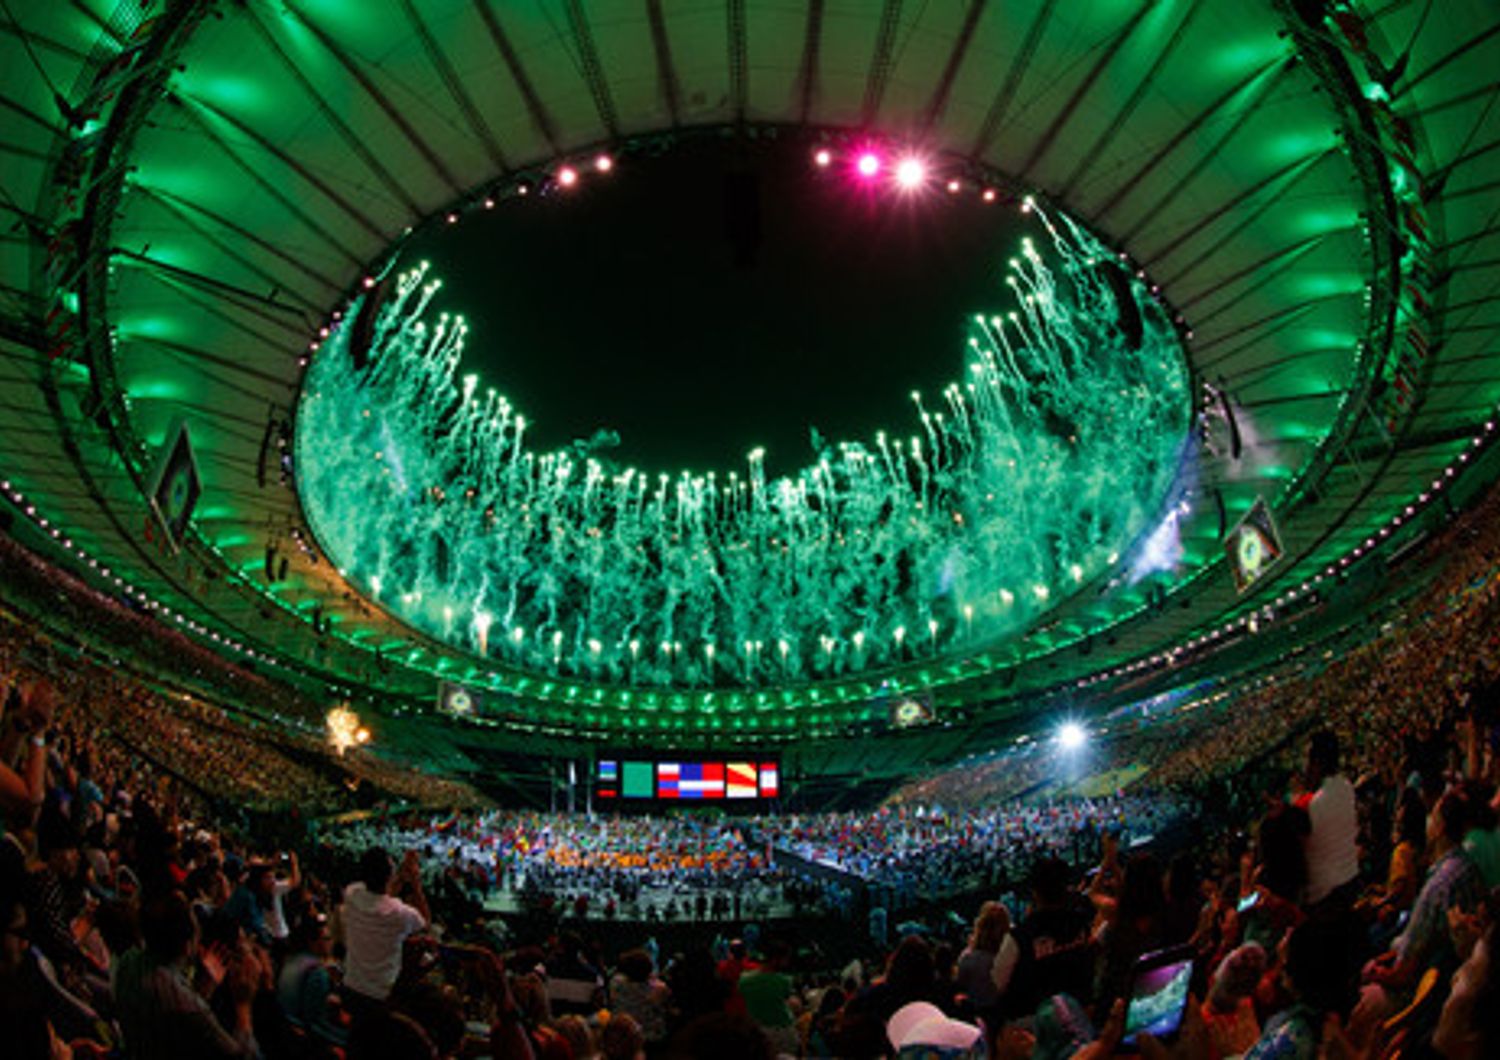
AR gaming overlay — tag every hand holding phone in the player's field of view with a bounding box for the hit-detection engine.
[1121,946,1195,1050]
[1137,992,1207,1060]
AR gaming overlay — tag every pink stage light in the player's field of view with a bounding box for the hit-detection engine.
[856,152,881,178]
[557,165,579,187]
[946,179,962,193]
[594,154,613,173]
[813,148,833,167]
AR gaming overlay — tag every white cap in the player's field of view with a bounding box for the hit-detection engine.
[887,1001,983,1052]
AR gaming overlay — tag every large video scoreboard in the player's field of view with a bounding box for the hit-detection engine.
[595,758,780,802]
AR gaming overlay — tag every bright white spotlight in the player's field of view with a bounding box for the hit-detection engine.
[895,157,926,189]
[594,153,614,173]
[813,148,833,167]
[856,152,881,178]
[556,165,579,187]
[1057,722,1087,751]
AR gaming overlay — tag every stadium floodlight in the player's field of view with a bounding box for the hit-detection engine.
[1057,721,1087,751]
[894,156,927,189]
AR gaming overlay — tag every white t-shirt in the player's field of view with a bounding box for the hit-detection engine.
[340,882,426,1000]
[991,931,1019,995]
[1304,774,1359,904]
[265,878,294,940]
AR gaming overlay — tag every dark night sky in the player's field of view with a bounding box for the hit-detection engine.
[400,138,1029,478]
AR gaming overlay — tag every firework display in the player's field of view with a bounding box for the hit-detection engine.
[296,200,1188,695]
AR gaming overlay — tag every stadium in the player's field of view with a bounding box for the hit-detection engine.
[1,1,1498,1057]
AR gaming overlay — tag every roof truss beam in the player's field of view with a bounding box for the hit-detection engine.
[243,7,424,220]
[282,3,464,198]
[969,0,1057,159]
[920,0,986,131]
[859,0,903,128]
[1057,0,1202,199]
[728,0,747,126]
[793,0,825,123]
[472,0,560,153]
[1101,58,1289,234]
[1015,3,1153,182]
[399,0,509,175]
[644,0,681,127]
[563,0,620,141]
[174,98,378,258]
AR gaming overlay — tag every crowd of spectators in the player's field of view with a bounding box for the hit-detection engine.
[336,758,481,812]
[0,532,320,727]
[0,531,487,815]
[1149,487,1500,793]
[305,793,1192,932]
[757,796,1188,906]
[0,609,482,817]
[894,484,1500,817]
[2,469,1500,1057]
[12,640,1500,1060]
[0,629,323,818]
[318,810,794,925]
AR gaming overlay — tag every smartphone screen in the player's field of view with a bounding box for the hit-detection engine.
[1123,947,1194,1046]
[1237,891,1261,913]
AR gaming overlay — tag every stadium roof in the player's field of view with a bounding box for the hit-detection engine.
[2,0,1498,754]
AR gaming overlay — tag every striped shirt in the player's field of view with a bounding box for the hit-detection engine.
[113,947,257,1059]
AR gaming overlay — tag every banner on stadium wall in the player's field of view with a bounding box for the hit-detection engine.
[1225,497,1283,594]
[437,681,480,717]
[146,419,201,554]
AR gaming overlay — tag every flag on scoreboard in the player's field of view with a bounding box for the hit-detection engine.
[622,761,654,799]
[657,762,681,799]
[726,762,758,798]
[680,762,725,798]
[597,761,618,799]
[759,762,779,798]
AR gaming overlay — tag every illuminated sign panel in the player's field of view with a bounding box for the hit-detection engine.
[596,757,780,802]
